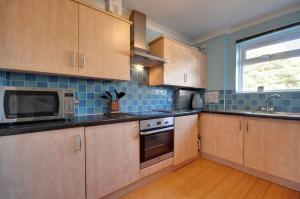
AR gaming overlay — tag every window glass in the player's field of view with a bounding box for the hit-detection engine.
[245,38,300,59]
[236,25,300,92]
[243,57,300,91]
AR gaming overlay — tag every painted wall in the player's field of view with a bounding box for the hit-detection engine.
[199,10,300,112]
[200,35,227,90]
[199,10,300,90]
[0,68,174,116]
[226,10,300,89]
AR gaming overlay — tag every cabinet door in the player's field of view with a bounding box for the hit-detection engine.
[0,0,79,75]
[174,114,199,165]
[78,5,130,80]
[149,37,186,86]
[185,50,207,88]
[163,38,186,86]
[244,117,300,183]
[0,128,85,199]
[85,122,140,199]
[192,51,207,88]
[185,48,198,88]
[149,37,207,88]
[199,113,244,164]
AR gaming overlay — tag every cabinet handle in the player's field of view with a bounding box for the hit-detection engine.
[184,73,187,82]
[74,134,82,152]
[246,121,249,132]
[80,53,85,68]
[239,120,242,131]
[70,52,75,67]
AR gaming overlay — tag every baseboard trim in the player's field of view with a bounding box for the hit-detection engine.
[201,152,300,192]
[101,157,200,199]
[173,155,200,170]
[101,165,174,199]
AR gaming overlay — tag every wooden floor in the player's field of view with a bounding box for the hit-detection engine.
[122,158,300,199]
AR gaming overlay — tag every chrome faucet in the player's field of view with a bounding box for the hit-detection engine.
[263,94,281,112]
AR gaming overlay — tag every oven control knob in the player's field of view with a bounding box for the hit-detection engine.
[147,124,151,127]
[165,121,169,124]
[157,122,161,125]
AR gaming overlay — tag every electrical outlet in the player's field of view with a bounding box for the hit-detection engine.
[204,91,219,103]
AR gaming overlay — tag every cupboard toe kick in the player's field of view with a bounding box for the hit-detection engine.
[199,113,300,190]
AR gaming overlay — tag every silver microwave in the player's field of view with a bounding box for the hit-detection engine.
[0,87,75,123]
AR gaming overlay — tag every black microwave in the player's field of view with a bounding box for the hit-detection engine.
[0,87,75,123]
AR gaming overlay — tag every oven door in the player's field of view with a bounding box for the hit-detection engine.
[140,127,174,169]
[0,88,64,123]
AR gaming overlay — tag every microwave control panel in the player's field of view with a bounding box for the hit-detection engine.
[64,92,75,118]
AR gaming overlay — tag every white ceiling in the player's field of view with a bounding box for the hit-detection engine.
[123,0,300,43]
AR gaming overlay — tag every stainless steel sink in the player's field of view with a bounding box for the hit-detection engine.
[225,110,300,117]
[261,111,300,117]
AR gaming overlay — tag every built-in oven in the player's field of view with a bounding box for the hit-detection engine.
[0,87,75,123]
[140,117,174,169]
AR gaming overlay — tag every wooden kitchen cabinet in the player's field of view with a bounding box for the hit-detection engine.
[78,4,131,80]
[244,117,300,183]
[149,36,207,88]
[174,114,199,165]
[0,0,79,76]
[199,113,244,165]
[191,50,207,88]
[85,122,140,199]
[0,0,131,81]
[0,128,85,199]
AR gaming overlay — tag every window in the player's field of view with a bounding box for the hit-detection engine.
[236,24,300,92]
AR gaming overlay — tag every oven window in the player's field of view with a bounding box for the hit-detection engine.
[4,91,59,118]
[140,130,174,162]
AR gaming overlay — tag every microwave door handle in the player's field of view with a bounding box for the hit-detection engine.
[140,127,174,135]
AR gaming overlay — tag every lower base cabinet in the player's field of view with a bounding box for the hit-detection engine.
[244,117,300,183]
[85,122,140,199]
[174,115,199,165]
[199,113,300,184]
[199,113,244,165]
[0,128,85,199]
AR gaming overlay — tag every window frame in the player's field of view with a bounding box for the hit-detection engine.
[236,26,300,93]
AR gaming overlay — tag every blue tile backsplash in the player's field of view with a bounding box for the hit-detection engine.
[0,68,174,116]
[204,89,300,113]
[2,68,299,115]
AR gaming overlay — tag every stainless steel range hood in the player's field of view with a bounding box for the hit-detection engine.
[130,10,168,67]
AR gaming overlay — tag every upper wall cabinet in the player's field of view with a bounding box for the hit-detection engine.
[0,0,79,76]
[78,4,131,80]
[148,36,207,88]
[0,0,131,81]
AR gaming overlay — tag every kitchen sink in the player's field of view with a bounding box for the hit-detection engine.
[224,110,300,117]
[255,111,300,117]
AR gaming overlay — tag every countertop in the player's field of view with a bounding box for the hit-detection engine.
[1,109,299,137]
[0,109,201,137]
